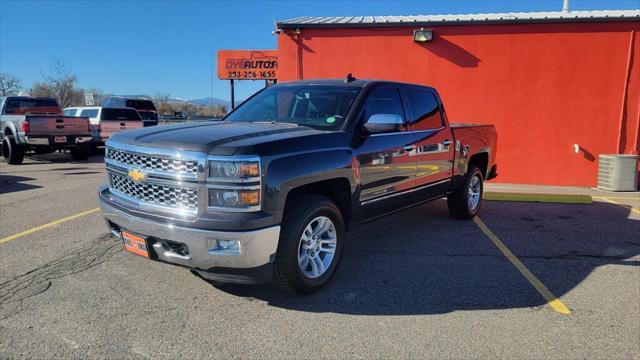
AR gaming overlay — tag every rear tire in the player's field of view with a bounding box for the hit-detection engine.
[447,165,483,220]
[273,195,345,294]
[70,144,91,161]
[2,135,25,165]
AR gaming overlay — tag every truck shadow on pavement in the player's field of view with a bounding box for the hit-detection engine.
[0,174,41,194]
[211,199,640,315]
[21,147,105,165]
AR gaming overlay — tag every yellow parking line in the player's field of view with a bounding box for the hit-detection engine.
[0,208,100,245]
[594,197,640,215]
[473,217,571,315]
[596,196,640,214]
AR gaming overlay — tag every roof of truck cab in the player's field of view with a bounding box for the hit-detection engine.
[280,78,436,91]
[1,96,57,101]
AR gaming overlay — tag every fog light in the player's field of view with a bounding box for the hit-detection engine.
[208,239,241,254]
[218,240,240,251]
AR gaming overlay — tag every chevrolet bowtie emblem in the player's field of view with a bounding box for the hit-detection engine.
[128,169,146,182]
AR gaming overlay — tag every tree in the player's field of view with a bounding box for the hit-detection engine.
[31,59,81,108]
[0,73,22,95]
[213,103,227,117]
[154,93,173,115]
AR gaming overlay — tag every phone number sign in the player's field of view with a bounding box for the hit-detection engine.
[217,50,278,80]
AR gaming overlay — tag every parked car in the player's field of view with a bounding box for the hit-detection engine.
[1,96,93,164]
[64,106,144,144]
[174,111,189,120]
[98,78,498,294]
[101,96,158,127]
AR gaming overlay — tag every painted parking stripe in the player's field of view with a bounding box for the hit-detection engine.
[473,217,571,315]
[593,197,640,215]
[0,208,100,245]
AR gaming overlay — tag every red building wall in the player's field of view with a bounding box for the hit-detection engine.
[277,22,640,187]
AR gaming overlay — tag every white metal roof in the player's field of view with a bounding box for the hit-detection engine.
[277,9,640,28]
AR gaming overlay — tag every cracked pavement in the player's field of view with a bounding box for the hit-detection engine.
[1,150,639,359]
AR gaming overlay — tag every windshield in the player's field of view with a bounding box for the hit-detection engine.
[224,84,361,130]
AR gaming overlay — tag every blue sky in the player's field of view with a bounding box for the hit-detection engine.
[1,0,638,101]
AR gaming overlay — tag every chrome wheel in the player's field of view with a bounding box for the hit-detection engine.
[468,174,482,211]
[297,216,337,279]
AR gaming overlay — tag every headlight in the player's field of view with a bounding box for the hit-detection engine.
[209,188,260,209]
[207,157,261,211]
[208,159,259,180]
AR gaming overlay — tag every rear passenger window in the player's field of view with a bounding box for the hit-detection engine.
[64,109,76,116]
[405,89,443,130]
[363,87,406,129]
[80,109,99,118]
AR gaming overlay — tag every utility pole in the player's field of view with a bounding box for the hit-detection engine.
[210,51,214,116]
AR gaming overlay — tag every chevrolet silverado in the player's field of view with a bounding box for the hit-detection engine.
[98,78,497,294]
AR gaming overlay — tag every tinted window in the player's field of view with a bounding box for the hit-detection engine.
[4,98,61,115]
[64,109,76,116]
[405,89,443,130]
[101,108,142,121]
[362,87,406,129]
[80,109,99,118]
[137,110,158,120]
[225,84,361,130]
[125,99,157,111]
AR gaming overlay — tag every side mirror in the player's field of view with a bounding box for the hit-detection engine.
[362,113,403,134]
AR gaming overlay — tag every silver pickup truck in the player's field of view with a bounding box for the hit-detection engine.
[1,96,93,164]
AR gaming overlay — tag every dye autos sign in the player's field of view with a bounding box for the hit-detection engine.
[217,50,278,80]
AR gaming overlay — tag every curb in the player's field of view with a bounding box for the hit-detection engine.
[484,192,593,204]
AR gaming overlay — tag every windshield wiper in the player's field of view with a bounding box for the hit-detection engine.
[251,120,299,126]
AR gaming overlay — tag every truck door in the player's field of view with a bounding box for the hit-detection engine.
[402,87,454,200]
[356,86,418,220]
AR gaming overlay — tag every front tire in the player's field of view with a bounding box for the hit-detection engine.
[2,135,25,165]
[273,195,345,294]
[447,165,484,220]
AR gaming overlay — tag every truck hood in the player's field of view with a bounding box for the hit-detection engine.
[108,121,326,155]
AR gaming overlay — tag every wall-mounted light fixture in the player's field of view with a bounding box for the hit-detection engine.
[413,28,433,42]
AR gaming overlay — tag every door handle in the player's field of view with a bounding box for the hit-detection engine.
[442,140,452,146]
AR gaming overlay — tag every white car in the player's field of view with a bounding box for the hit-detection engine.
[63,106,143,144]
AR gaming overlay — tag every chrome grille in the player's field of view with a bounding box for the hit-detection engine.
[106,147,198,177]
[110,173,198,210]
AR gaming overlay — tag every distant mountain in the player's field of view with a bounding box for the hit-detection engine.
[188,97,234,107]
[101,94,237,108]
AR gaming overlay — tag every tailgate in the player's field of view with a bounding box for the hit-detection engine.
[99,120,143,140]
[26,115,90,136]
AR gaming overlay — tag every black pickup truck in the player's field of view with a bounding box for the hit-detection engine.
[98,78,497,294]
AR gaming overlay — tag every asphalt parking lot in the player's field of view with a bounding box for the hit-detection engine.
[1,150,639,359]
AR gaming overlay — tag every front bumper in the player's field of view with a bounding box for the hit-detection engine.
[98,192,281,272]
[25,135,93,146]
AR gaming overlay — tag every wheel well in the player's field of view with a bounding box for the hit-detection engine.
[4,127,12,136]
[469,152,489,178]
[285,178,352,225]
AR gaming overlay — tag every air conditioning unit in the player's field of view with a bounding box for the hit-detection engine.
[597,154,639,191]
